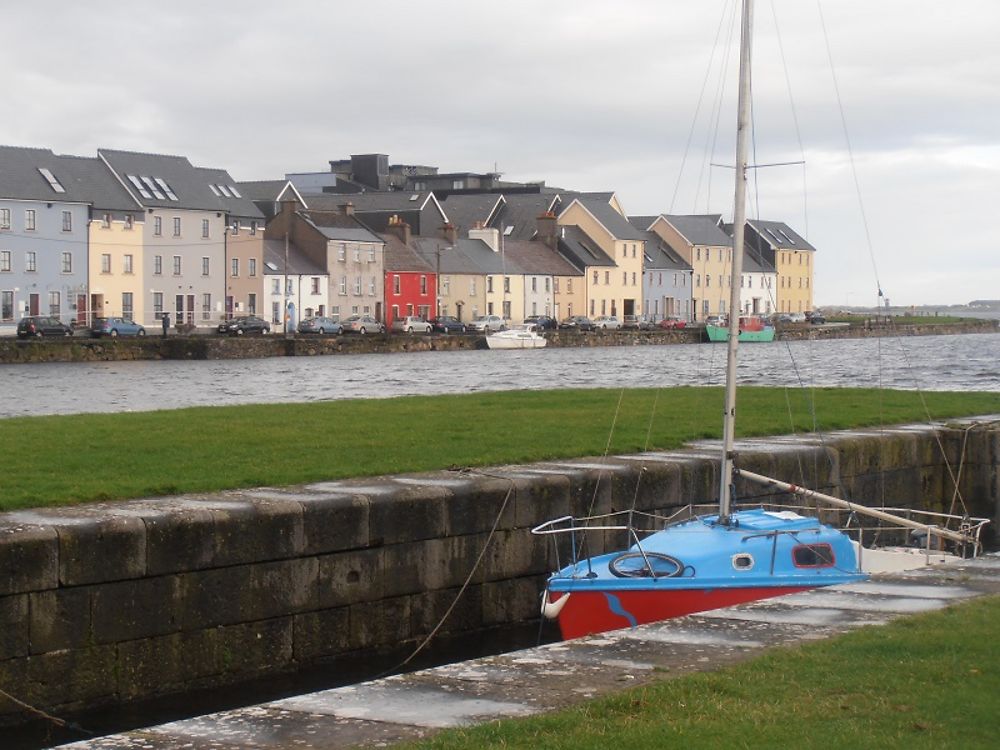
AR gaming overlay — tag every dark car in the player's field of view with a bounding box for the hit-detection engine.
[558,315,595,332]
[90,317,146,338]
[806,311,827,325]
[298,316,343,335]
[218,315,270,335]
[16,316,73,338]
[430,316,466,334]
[524,315,557,331]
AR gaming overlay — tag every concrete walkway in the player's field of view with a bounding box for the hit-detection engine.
[62,555,1000,749]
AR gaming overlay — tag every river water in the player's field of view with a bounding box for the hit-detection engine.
[2,332,998,419]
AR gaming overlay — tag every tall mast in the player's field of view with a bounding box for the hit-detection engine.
[719,0,753,523]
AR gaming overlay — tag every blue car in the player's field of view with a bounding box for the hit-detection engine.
[90,317,146,338]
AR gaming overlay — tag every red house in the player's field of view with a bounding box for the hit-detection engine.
[381,218,436,326]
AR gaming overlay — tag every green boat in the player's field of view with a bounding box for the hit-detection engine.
[705,315,775,343]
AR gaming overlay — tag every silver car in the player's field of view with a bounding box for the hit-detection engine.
[341,315,384,334]
[390,315,433,334]
[469,314,505,333]
[298,316,343,335]
[592,315,621,330]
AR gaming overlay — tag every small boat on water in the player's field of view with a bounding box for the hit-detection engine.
[706,314,774,343]
[486,324,547,350]
[531,0,988,641]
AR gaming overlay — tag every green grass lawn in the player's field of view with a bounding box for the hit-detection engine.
[400,595,1000,750]
[2,386,999,512]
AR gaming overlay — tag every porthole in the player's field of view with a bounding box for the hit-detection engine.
[609,552,684,578]
[792,543,835,568]
[732,553,755,571]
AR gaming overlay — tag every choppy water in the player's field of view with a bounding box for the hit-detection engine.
[1,332,998,419]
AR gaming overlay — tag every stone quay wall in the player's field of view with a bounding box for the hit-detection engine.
[1,420,998,725]
[0,320,995,364]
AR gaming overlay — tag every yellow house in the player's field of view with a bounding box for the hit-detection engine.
[745,220,816,314]
[556,193,644,319]
[647,215,734,320]
[88,210,146,324]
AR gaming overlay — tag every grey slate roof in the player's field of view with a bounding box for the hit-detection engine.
[436,193,504,236]
[636,230,692,271]
[237,180,292,202]
[494,193,562,241]
[410,237,503,275]
[0,146,139,210]
[501,239,584,276]
[556,225,616,271]
[746,219,817,252]
[262,240,327,277]
[560,193,646,241]
[300,212,383,244]
[98,149,262,219]
[304,191,440,215]
[380,234,436,274]
[660,214,733,247]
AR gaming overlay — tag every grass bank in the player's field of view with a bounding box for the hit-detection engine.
[402,595,1000,750]
[2,386,999,512]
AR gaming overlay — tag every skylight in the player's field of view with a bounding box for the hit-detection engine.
[208,184,221,196]
[264,261,279,271]
[217,184,233,198]
[141,176,166,200]
[154,177,178,201]
[38,167,66,194]
[229,186,242,198]
[409,194,419,201]
[503,225,514,236]
[126,174,153,199]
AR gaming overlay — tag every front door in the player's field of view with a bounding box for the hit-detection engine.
[29,293,39,316]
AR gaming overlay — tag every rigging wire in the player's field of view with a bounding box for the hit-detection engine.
[698,0,740,213]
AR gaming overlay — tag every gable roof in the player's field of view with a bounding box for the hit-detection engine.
[262,240,327,277]
[659,214,733,247]
[410,236,504,275]
[746,219,816,252]
[304,190,444,217]
[501,239,584,276]
[560,193,646,241]
[0,146,139,210]
[436,193,505,236]
[494,193,562,241]
[636,230,692,272]
[380,233,436,273]
[556,225,616,270]
[300,211,383,244]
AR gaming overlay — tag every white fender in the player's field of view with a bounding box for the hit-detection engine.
[540,590,570,619]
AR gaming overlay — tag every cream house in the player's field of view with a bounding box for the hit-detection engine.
[744,220,815,314]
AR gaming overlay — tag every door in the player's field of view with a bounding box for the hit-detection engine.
[186,295,195,325]
[29,293,39,316]
[76,294,87,326]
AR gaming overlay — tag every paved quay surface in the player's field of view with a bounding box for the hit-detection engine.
[62,555,1000,749]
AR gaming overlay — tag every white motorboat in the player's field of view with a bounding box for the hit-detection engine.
[485,324,547,350]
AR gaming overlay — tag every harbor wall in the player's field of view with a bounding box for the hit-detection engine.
[0,420,997,725]
[0,320,995,364]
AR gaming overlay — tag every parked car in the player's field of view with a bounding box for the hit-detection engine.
[621,314,641,330]
[16,315,73,338]
[636,315,657,330]
[430,316,466,334]
[593,315,621,331]
[341,315,384,334]
[805,311,827,325]
[468,314,505,333]
[558,315,595,332]
[90,317,146,338]
[391,315,433,334]
[218,315,270,335]
[523,315,557,331]
[705,315,728,327]
[658,317,688,330]
[298,317,343,335]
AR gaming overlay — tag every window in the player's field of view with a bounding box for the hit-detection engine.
[369,277,376,296]
[202,294,211,320]
[101,254,111,273]
[272,301,281,324]
[25,210,36,231]
[0,208,10,229]
[123,254,133,274]
[368,248,375,262]
[124,215,134,230]
[154,216,162,236]
[248,293,256,314]
[338,244,346,262]
[248,258,256,277]
[122,292,134,321]
[706,274,711,288]
[623,271,627,285]
[442,276,450,294]
[61,252,72,273]
[695,274,700,287]
[311,277,320,294]
[339,276,347,295]
[48,291,60,316]
[393,275,401,295]
[154,255,162,275]
[153,292,163,317]
[231,220,240,234]
[792,544,835,568]
[420,275,427,295]
[173,218,181,237]
[202,219,210,238]
[231,258,240,277]
[271,279,281,294]
[353,246,360,262]
[632,272,637,286]
[503,277,510,293]
[62,211,72,232]
[531,277,537,292]
[0,251,9,272]
[286,279,294,295]
[173,256,181,275]
[470,279,476,296]
[1,291,12,321]
[553,278,560,292]
[250,221,257,236]
[604,271,610,284]
[592,271,598,285]
[487,277,494,293]
[567,279,573,293]
[354,276,362,295]
[201,257,210,276]
[26,252,36,272]
[545,278,550,292]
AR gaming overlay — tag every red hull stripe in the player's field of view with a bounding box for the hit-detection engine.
[555,586,813,640]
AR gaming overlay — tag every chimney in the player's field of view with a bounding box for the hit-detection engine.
[340,202,355,216]
[387,214,411,245]
[440,222,458,245]
[468,226,500,252]
[537,211,558,249]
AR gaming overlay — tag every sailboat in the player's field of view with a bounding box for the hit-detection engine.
[531,0,989,641]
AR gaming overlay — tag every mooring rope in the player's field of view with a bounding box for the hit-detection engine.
[0,685,92,738]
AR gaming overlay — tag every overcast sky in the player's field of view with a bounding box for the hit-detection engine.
[2,0,996,306]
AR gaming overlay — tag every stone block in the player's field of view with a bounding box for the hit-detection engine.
[92,575,182,644]
[411,585,484,636]
[293,607,351,662]
[510,473,570,531]
[0,524,58,595]
[144,507,216,576]
[367,486,449,545]
[349,596,412,650]
[116,627,221,700]
[482,529,551,581]
[179,558,318,631]
[57,516,146,586]
[215,617,294,678]
[381,541,427,598]
[420,535,488,591]
[626,458,682,513]
[297,493,370,555]
[23,645,118,713]
[0,656,28,723]
[28,587,92,654]
[482,575,547,626]
[0,594,29,660]
[446,475,521,536]
[211,497,304,567]
[318,548,382,608]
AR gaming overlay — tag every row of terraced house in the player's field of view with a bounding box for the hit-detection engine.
[0,148,816,333]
